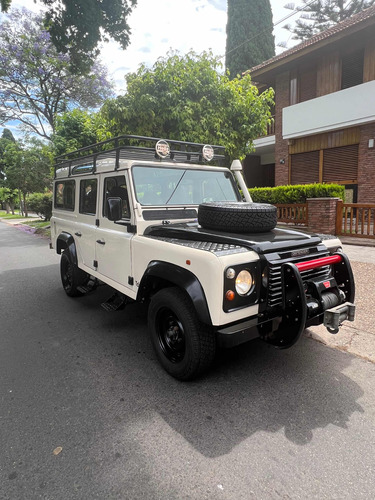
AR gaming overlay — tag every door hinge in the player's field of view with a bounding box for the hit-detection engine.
[94,260,98,268]
[128,276,134,286]
[96,219,100,227]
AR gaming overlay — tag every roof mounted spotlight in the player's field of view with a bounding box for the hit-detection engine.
[202,144,214,162]
[155,139,170,159]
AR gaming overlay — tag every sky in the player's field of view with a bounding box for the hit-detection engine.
[9,0,304,94]
[2,0,305,138]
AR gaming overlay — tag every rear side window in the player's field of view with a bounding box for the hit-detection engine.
[54,180,75,211]
[80,179,97,215]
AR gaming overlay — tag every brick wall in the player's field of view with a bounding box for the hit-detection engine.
[358,123,375,203]
[274,71,290,186]
[307,198,340,234]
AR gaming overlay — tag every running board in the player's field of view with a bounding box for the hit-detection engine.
[101,292,128,311]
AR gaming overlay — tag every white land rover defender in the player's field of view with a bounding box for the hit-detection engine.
[51,135,355,380]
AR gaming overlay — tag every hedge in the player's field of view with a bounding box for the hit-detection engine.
[27,192,53,221]
[248,183,345,204]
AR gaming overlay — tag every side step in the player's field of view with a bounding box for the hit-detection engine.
[77,277,99,294]
[101,292,129,311]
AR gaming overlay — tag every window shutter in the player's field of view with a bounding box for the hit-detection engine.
[323,145,358,183]
[341,49,364,89]
[291,151,320,184]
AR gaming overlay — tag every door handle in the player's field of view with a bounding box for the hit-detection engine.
[96,239,106,245]
[75,232,82,237]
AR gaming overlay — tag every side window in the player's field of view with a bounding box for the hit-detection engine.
[103,175,130,219]
[80,179,97,215]
[54,180,75,211]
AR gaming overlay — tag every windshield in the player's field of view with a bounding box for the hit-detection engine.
[132,166,240,206]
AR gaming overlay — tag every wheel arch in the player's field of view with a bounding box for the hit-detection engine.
[138,261,212,326]
[56,232,78,265]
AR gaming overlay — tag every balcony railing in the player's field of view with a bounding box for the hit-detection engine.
[258,115,275,138]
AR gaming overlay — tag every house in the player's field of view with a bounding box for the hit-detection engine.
[244,5,375,203]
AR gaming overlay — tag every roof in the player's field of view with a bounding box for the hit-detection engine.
[249,4,375,77]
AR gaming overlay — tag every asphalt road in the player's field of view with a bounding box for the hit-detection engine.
[1,222,375,500]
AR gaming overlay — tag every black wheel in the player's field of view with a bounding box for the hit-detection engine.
[60,251,89,297]
[198,202,277,233]
[148,287,216,380]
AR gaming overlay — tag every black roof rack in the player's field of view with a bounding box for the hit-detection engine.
[54,135,226,177]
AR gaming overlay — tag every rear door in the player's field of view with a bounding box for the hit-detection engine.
[74,177,98,271]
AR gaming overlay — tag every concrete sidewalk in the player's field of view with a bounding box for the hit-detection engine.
[305,244,375,364]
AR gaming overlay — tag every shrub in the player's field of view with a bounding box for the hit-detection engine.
[28,192,53,221]
[249,184,345,204]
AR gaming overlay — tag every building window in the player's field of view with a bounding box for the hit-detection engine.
[290,69,298,105]
[341,49,364,90]
[290,150,320,184]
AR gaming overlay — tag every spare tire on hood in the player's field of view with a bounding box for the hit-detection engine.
[198,202,277,233]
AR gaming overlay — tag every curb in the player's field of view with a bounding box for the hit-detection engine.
[305,325,375,364]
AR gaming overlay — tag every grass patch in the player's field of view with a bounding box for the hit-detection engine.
[26,220,50,229]
[0,211,39,219]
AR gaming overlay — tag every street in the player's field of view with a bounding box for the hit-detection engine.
[1,222,375,500]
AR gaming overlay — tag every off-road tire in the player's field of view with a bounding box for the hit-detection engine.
[148,287,216,381]
[60,250,90,297]
[198,202,277,233]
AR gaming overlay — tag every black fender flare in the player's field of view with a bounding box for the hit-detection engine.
[138,261,212,325]
[56,232,78,265]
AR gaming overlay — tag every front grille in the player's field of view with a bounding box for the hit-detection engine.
[267,249,331,309]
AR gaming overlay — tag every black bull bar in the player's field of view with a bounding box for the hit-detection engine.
[262,252,355,348]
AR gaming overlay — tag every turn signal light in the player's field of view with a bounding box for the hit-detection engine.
[225,290,235,301]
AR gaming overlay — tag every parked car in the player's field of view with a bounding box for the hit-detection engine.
[50,135,355,380]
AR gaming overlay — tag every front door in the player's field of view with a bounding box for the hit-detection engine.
[95,174,133,291]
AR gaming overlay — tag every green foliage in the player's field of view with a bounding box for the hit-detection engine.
[0,0,11,11]
[249,183,345,204]
[1,128,15,142]
[226,0,275,77]
[100,51,274,160]
[2,138,52,215]
[0,1,137,72]
[52,109,109,155]
[284,0,375,41]
[0,8,114,140]
[27,192,53,221]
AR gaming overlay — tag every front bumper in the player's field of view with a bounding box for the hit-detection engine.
[217,252,355,349]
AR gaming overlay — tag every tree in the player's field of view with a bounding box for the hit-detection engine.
[100,51,274,160]
[226,0,275,77]
[3,139,52,216]
[1,128,15,142]
[52,109,108,156]
[284,0,375,41]
[0,0,137,72]
[0,186,18,214]
[0,8,114,140]
[0,129,15,183]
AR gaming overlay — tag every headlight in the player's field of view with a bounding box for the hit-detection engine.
[235,270,253,296]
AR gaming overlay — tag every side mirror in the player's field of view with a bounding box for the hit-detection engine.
[107,197,122,221]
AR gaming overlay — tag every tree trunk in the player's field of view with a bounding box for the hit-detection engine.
[23,192,28,217]
[18,189,24,216]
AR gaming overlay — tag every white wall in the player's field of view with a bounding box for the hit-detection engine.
[283,80,375,139]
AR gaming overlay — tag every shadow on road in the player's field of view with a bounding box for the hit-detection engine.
[1,265,364,462]
[74,280,365,457]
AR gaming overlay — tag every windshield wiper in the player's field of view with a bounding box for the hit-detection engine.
[165,170,187,205]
